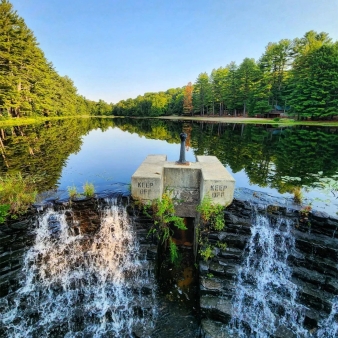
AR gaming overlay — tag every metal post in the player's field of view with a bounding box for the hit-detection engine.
[178,132,187,164]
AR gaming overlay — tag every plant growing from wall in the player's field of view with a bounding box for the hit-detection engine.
[196,195,227,261]
[199,244,215,262]
[145,189,187,263]
[197,194,226,231]
[0,204,10,223]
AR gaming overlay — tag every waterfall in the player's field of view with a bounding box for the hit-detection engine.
[229,210,308,337]
[316,295,338,337]
[1,199,157,337]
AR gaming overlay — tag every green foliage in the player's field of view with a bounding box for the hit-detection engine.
[299,205,312,226]
[197,195,225,231]
[83,182,95,197]
[199,244,214,262]
[0,204,10,223]
[0,172,37,216]
[217,241,227,251]
[111,30,337,120]
[67,185,78,199]
[196,196,227,262]
[293,187,303,204]
[145,190,187,263]
[169,238,179,264]
[0,1,104,119]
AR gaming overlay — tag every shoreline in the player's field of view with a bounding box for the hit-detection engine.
[1,114,338,127]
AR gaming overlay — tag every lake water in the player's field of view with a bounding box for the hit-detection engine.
[0,119,338,213]
[1,117,336,215]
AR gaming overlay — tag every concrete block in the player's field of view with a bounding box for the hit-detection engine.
[131,154,236,215]
[131,155,166,202]
[197,156,235,206]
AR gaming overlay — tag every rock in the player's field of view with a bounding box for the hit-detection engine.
[200,295,232,323]
[9,219,30,230]
[200,319,232,338]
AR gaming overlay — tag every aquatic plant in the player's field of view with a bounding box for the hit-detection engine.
[0,173,37,217]
[67,185,78,199]
[293,186,303,204]
[83,182,95,197]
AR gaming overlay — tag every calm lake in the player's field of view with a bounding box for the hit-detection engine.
[1,117,337,215]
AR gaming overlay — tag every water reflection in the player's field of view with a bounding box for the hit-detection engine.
[0,118,337,213]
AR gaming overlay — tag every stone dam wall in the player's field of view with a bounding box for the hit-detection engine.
[199,200,338,337]
[0,197,337,337]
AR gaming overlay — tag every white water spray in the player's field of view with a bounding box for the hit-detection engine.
[1,199,156,337]
[229,211,308,337]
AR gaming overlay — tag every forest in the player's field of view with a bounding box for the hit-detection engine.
[0,0,112,118]
[0,0,337,121]
[113,33,338,120]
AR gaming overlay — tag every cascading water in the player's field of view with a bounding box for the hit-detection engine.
[229,209,308,337]
[316,293,338,337]
[1,199,157,337]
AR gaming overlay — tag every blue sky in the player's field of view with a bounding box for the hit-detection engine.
[10,0,338,104]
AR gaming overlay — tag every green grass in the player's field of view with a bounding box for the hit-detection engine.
[83,182,95,197]
[0,173,37,217]
[67,185,78,199]
[156,115,338,127]
[0,115,92,128]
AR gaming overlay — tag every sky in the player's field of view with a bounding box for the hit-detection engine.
[10,0,338,104]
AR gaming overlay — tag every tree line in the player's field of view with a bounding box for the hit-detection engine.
[1,0,337,120]
[0,0,112,118]
[113,31,338,120]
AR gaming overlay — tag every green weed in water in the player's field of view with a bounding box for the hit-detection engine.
[83,182,95,197]
[67,185,78,199]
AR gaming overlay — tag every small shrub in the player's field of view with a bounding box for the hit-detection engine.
[273,117,280,122]
[197,195,225,231]
[217,241,227,250]
[0,173,37,217]
[145,189,187,263]
[199,244,214,261]
[293,187,303,204]
[169,238,179,263]
[83,182,95,197]
[0,204,10,223]
[299,205,312,226]
[67,185,78,199]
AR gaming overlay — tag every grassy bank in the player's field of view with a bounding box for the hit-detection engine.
[1,115,338,127]
[0,115,93,128]
[155,115,338,127]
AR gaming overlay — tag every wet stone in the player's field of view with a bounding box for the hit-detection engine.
[9,219,30,230]
[200,295,232,324]
[200,319,231,338]
[200,277,224,296]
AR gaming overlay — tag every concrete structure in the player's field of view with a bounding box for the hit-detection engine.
[131,154,235,217]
